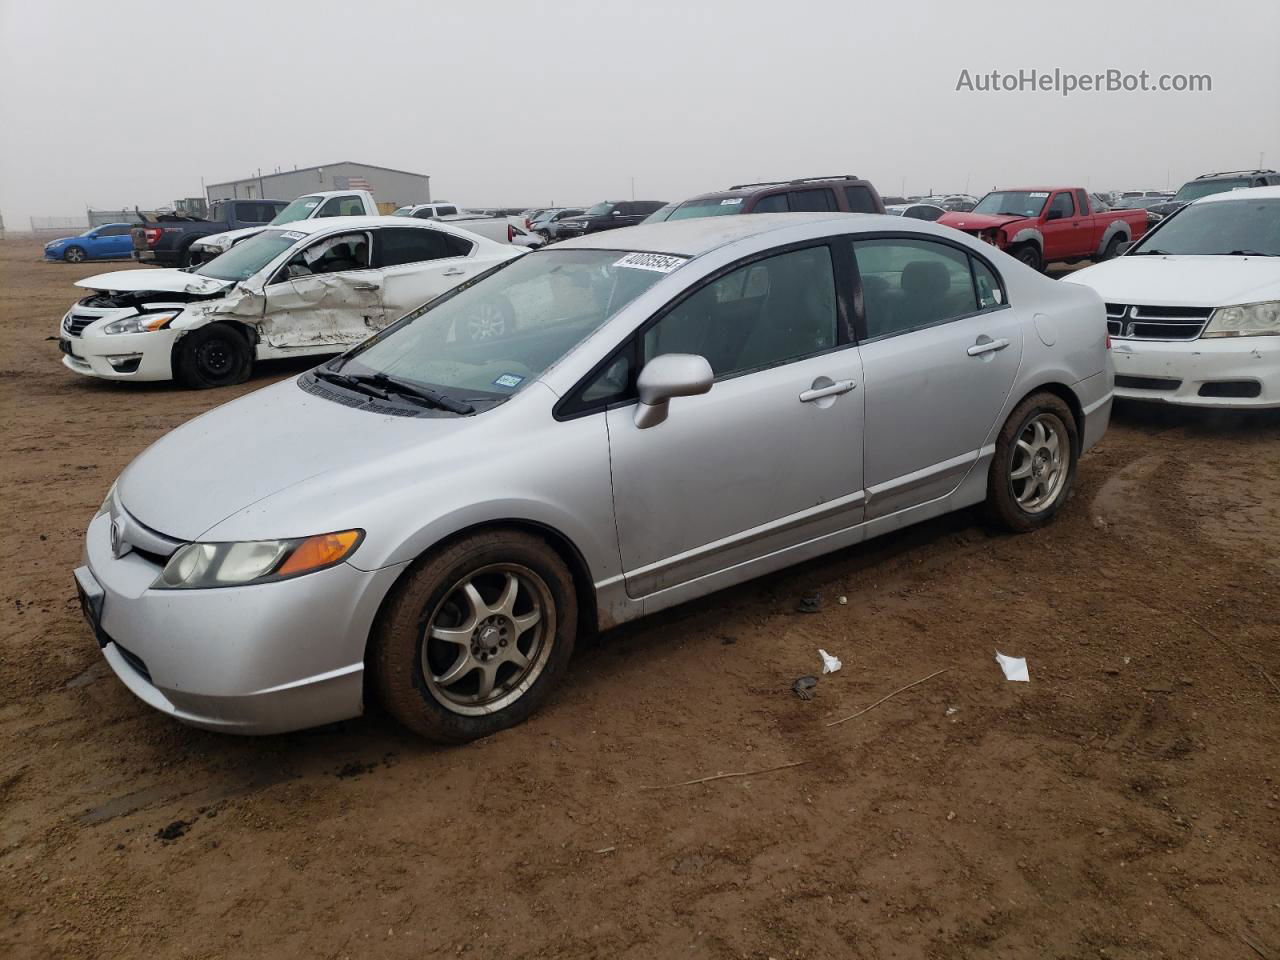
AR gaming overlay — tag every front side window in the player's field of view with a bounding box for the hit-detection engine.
[643,246,837,378]
[317,195,366,217]
[751,193,789,213]
[1131,198,1280,256]
[278,231,371,279]
[584,202,615,217]
[194,229,304,282]
[343,249,670,398]
[853,238,980,339]
[1047,193,1075,219]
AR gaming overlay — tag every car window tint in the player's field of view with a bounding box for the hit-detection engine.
[437,206,458,216]
[843,186,878,213]
[97,225,124,236]
[644,246,837,378]
[853,238,979,339]
[788,189,836,212]
[1048,192,1074,218]
[579,352,633,406]
[751,193,788,213]
[971,258,1005,310]
[376,227,463,266]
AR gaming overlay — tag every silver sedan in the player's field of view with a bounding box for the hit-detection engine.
[75,213,1113,741]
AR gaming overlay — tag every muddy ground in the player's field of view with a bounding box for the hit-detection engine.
[1,235,1277,959]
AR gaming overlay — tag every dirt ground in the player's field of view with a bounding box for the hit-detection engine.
[1,235,1277,960]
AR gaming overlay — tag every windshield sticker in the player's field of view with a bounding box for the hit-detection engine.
[303,201,319,209]
[1028,192,1049,198]
[614,252,689,273]
[720,198,743,205]
[281,231,306,240]
[493,373,525,388]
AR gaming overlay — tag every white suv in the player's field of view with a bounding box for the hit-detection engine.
[1066,186,1280,409]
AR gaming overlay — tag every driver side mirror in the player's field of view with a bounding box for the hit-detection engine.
[612,209,623,216]
[634,353,714,429]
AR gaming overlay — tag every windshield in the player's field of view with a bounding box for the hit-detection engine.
[270,196,323,225]
[972,191,1050,217]
[341,249,677,401]
[666,198,745,221]
[193,229,301,281]
[1130,198,1280,256]
[1173,178,1253,203]
[584,203,614,217]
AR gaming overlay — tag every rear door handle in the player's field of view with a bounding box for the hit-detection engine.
[349,281,379,291]
[967,337,1010,357]
[799,379,857,402]
[442,267,466,277]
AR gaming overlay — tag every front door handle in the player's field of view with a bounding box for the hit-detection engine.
[442,267,466,277]
[799,379,857,402]
[967,337,1010,357]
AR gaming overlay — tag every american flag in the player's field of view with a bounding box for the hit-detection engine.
[334,175,372,191]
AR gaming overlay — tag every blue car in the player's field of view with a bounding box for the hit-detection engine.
[43,223,138,263]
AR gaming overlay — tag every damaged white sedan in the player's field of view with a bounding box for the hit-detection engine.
[58,216,522,388]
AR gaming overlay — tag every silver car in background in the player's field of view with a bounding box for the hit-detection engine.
[75,213,1112,741]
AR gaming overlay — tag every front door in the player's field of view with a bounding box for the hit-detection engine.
[851,235,1023,517]
[1041,190,1082,262]
[260,229,383,350]
[605,244,865,597]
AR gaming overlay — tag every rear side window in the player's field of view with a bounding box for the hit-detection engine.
[852,238,980,339]
[843,186,878,213]
[751,193,789,213]
[436,205,458,216]
[375,227,472,266]
[788,189,837,212]
[643,246,838,378]
[972,258,1005,310]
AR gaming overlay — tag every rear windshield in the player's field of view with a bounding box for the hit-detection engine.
[193,229,300,281]
[667,198,746,221]
[1172,178,1254,203]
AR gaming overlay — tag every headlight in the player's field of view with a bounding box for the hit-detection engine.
[94,482,117,519]
[102,312,179,335]
[1202,300,1280,338]
[154,529,363,590]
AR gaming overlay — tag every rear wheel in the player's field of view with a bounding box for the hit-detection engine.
[986,392,1078,532]
[63,246,86,263]
[1012,245,1043,272]
[1100,234,1125,260]
[372,529,578,743]
[173,323,253,389]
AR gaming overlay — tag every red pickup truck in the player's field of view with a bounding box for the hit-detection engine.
[937,187,1147,272]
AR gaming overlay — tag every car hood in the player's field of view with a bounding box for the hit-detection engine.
[75,269,233,296]
[937,212,1027,231]
[193,226,263,248]
[1064,255,1280,307]
[116,376,491,542]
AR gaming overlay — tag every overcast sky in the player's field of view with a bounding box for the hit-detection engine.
[2,0,1278,226]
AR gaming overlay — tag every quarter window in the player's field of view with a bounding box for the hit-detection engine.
[843,186,878,213]
[643,246,837,378]
[972,258,1005,310]
[852,238,980,339]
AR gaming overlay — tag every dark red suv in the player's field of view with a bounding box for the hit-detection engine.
[666,175,885,221]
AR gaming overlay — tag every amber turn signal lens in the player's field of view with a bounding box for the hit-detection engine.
[275,530,362,577]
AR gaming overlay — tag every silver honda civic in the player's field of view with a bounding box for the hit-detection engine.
[74,213,1112,741]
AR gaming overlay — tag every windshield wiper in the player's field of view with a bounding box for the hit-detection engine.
[1132,248,1171,255]
[350,372,475,415]
[1227,249,1279,257]
[312,368,393,400]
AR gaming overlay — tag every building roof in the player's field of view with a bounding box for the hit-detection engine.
[205,161,430,190]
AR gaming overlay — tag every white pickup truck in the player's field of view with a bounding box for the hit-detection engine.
[189,190,381,264]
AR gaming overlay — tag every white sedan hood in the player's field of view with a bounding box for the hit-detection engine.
[1066,255,1280,307]
[75,269,233,296]
[194,226,263,249]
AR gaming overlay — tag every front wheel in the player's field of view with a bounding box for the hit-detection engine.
[1013,245,1043,273]
[63,246,86,263]
[173,323,253,389]
[986,392,1078,532]
[372,529,578,743]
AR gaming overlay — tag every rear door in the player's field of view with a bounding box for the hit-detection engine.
[259,229,383,349]
[373,226,479,320]
[852,235,1022,518]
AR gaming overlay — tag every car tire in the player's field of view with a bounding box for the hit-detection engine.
[178,244,196,268]
[1100,235,1124,261]
[63,246,86,263]
[458,295,515,343]
[372,529,578,743]
[985,392,1079,533]
[1012,245,1043,272]
[173,323,253,389]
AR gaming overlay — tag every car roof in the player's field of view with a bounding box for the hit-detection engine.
[1193,185,1280,204]
[262,215,496,240]
[554,212,879,257]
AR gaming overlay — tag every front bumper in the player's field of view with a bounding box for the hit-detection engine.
[1110,336,1280,409]
[77,508,407,734]
[59,328,179,382]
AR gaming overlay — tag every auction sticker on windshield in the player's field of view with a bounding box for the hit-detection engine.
[281,231,306,240]
[614,252,689,273]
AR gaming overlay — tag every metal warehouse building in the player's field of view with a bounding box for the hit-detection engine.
[204,161,430,209]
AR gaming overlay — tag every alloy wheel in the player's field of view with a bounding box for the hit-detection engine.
[1010,413,1070,513]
